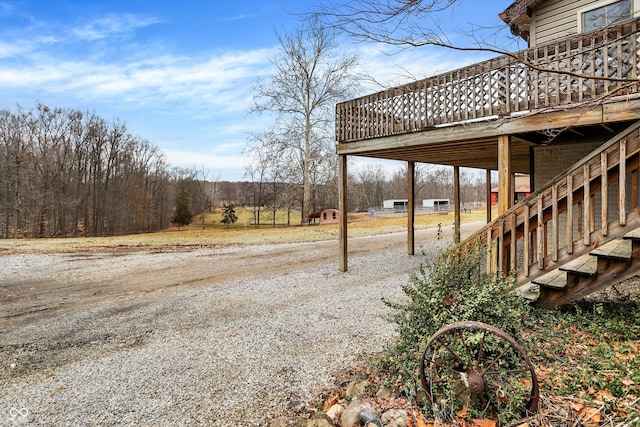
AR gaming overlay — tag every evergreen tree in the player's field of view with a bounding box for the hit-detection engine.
[171,189,193,229]
[221,204,238,228]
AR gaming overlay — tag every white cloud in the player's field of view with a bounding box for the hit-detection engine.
[352,42,492,94]
[71,13,163,40]
[162,148,249,178]
[218,14,254,22]
[1,46,274,115]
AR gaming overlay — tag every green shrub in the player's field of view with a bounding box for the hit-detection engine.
[378,240,639,425]
[384,242,532,352]
[379,243,535,415]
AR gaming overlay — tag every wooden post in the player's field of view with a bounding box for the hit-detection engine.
[552,184,558,262]
[486,169,492,223]
[498,135,513,215]
[601,152,608,237]
[537,195,544,269]
[339,154,348,271]
[619,141,627,225]
[523,203,530,276]
[584,164,591,246]
[510,211,516,271]
[566,174,574,254]
[454,165,461,243]
[408,161,415,255]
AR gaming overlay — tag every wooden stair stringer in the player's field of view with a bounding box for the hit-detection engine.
[537,228,640,308]
[515,211,640,289]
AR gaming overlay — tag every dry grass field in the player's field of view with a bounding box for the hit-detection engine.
[0,207,490,253]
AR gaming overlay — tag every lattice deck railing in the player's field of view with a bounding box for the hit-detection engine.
[459,120,640,284]
[336,18,640,143]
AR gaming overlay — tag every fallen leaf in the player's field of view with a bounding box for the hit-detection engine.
[578,406,603,426]
[414,415,431,427]
[593,389,615,403]
[569,401,584,412]
[470,419,496,427]
[322,393,340,411]
[622,377,635,386]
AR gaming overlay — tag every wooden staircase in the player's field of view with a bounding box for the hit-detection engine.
[526,227,640,307]
[459,120,640,307]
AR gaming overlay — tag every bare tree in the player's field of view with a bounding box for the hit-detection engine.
[251,18,359,222]
[313,0,467,49]
[314,1,639,94]
[0,105,174,239]
[354,164,388,210]
[244,131,282,227]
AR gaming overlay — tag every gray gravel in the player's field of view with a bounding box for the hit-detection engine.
[0,227,468,426]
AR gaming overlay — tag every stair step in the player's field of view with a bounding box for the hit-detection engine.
[623,227,640,240]
[589,239,632,260]
[532,269,567,289]
[515,282,540,301]
[559,254,597,276]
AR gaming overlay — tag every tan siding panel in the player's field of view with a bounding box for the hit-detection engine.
[532,0,595,46]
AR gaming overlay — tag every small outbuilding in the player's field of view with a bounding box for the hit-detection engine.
[319,209,339,224]
[383,199,408,213]
[423,199,450,212]
[307,209,339,225]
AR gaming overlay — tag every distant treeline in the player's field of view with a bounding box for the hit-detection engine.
[0,104,181,238]
[1,104,490,239]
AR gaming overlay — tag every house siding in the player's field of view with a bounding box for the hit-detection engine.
[530,0,640,46]
[531,0,591,46]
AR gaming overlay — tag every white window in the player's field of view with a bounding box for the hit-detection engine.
[578,0,635,32]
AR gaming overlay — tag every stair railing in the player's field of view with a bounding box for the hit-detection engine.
[459,120,640,285]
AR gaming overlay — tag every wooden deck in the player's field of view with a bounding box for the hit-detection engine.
[336,17,640,151]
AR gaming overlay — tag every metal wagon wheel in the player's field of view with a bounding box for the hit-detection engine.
[420,321,539,422]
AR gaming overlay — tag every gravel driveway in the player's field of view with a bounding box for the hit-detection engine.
[1,224,480,426]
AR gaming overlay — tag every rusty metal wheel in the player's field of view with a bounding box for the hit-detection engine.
[420,321,539,422]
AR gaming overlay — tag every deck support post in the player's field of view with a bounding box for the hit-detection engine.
[498,135,513,215]
[454,165,461,243]
[486,169,492,223]
[339,154,348,271]
[408,161,415,255]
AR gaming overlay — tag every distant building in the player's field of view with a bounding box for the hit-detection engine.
[383,199,408,213]
[423,199,450,212]
[307,209,339,225]
[320,209,339,224]
[491,174,531,206]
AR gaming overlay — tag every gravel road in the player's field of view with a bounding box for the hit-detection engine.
[0,223,481,426]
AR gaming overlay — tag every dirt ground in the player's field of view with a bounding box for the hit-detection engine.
[1,223,486,425]
[2,221,639,425]
[1,230,421,325]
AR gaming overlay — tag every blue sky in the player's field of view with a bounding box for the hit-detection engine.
[0,0,517,181]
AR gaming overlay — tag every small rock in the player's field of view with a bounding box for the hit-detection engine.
[340,398,375,427]
[307,412,334,427]
[345,380,370,399]
[381,408,409,426]
[375,387,392,400]
[326,403,345,421]
[269,413,333,427]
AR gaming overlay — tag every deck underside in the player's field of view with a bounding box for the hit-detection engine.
[336,96,640,173]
